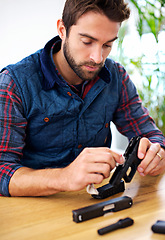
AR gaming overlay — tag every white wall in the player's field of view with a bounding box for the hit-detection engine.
[0,0,65,69]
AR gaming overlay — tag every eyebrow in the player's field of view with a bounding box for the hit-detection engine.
[79,33,118,43]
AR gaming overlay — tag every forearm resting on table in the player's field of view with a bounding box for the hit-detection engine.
[9,167,67,197]
[8,147,125,196]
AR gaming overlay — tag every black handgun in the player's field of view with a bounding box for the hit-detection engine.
[92,136,141,199]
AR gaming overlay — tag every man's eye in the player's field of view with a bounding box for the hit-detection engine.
[82,41,92,45]
[104,44,112,48]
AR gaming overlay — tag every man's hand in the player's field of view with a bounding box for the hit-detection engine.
[60,147,124,192]
[9,147,124,197]
[137,137,165,176]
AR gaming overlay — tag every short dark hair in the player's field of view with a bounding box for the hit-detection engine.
[62,0,130,35]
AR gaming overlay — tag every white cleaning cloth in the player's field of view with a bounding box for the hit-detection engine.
[86,184,99,195]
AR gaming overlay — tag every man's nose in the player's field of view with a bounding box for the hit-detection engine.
[90,46,103,64]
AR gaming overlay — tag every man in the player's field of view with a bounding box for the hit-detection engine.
[0,0,165,197]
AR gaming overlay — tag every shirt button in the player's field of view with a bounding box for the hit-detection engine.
[105,123,109,128]
[78,144,82,149]
[44,117,49,122]
[67,92,72,97]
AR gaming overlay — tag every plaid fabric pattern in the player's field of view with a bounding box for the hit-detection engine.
[0,70,27,196]
[114,64,165,143]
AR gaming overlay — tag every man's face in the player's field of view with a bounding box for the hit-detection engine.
[63,37,104,81]
[60,11,120,82]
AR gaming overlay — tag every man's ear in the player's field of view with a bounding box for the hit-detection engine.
[57,19,66,40]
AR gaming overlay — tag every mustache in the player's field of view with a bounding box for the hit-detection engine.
[79,61,104,68]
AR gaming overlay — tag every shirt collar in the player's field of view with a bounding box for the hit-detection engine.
[40,36,111,90]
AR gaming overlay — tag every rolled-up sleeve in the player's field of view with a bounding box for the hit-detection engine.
[0,70,27,196]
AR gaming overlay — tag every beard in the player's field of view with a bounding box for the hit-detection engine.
[63,39,104,82]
